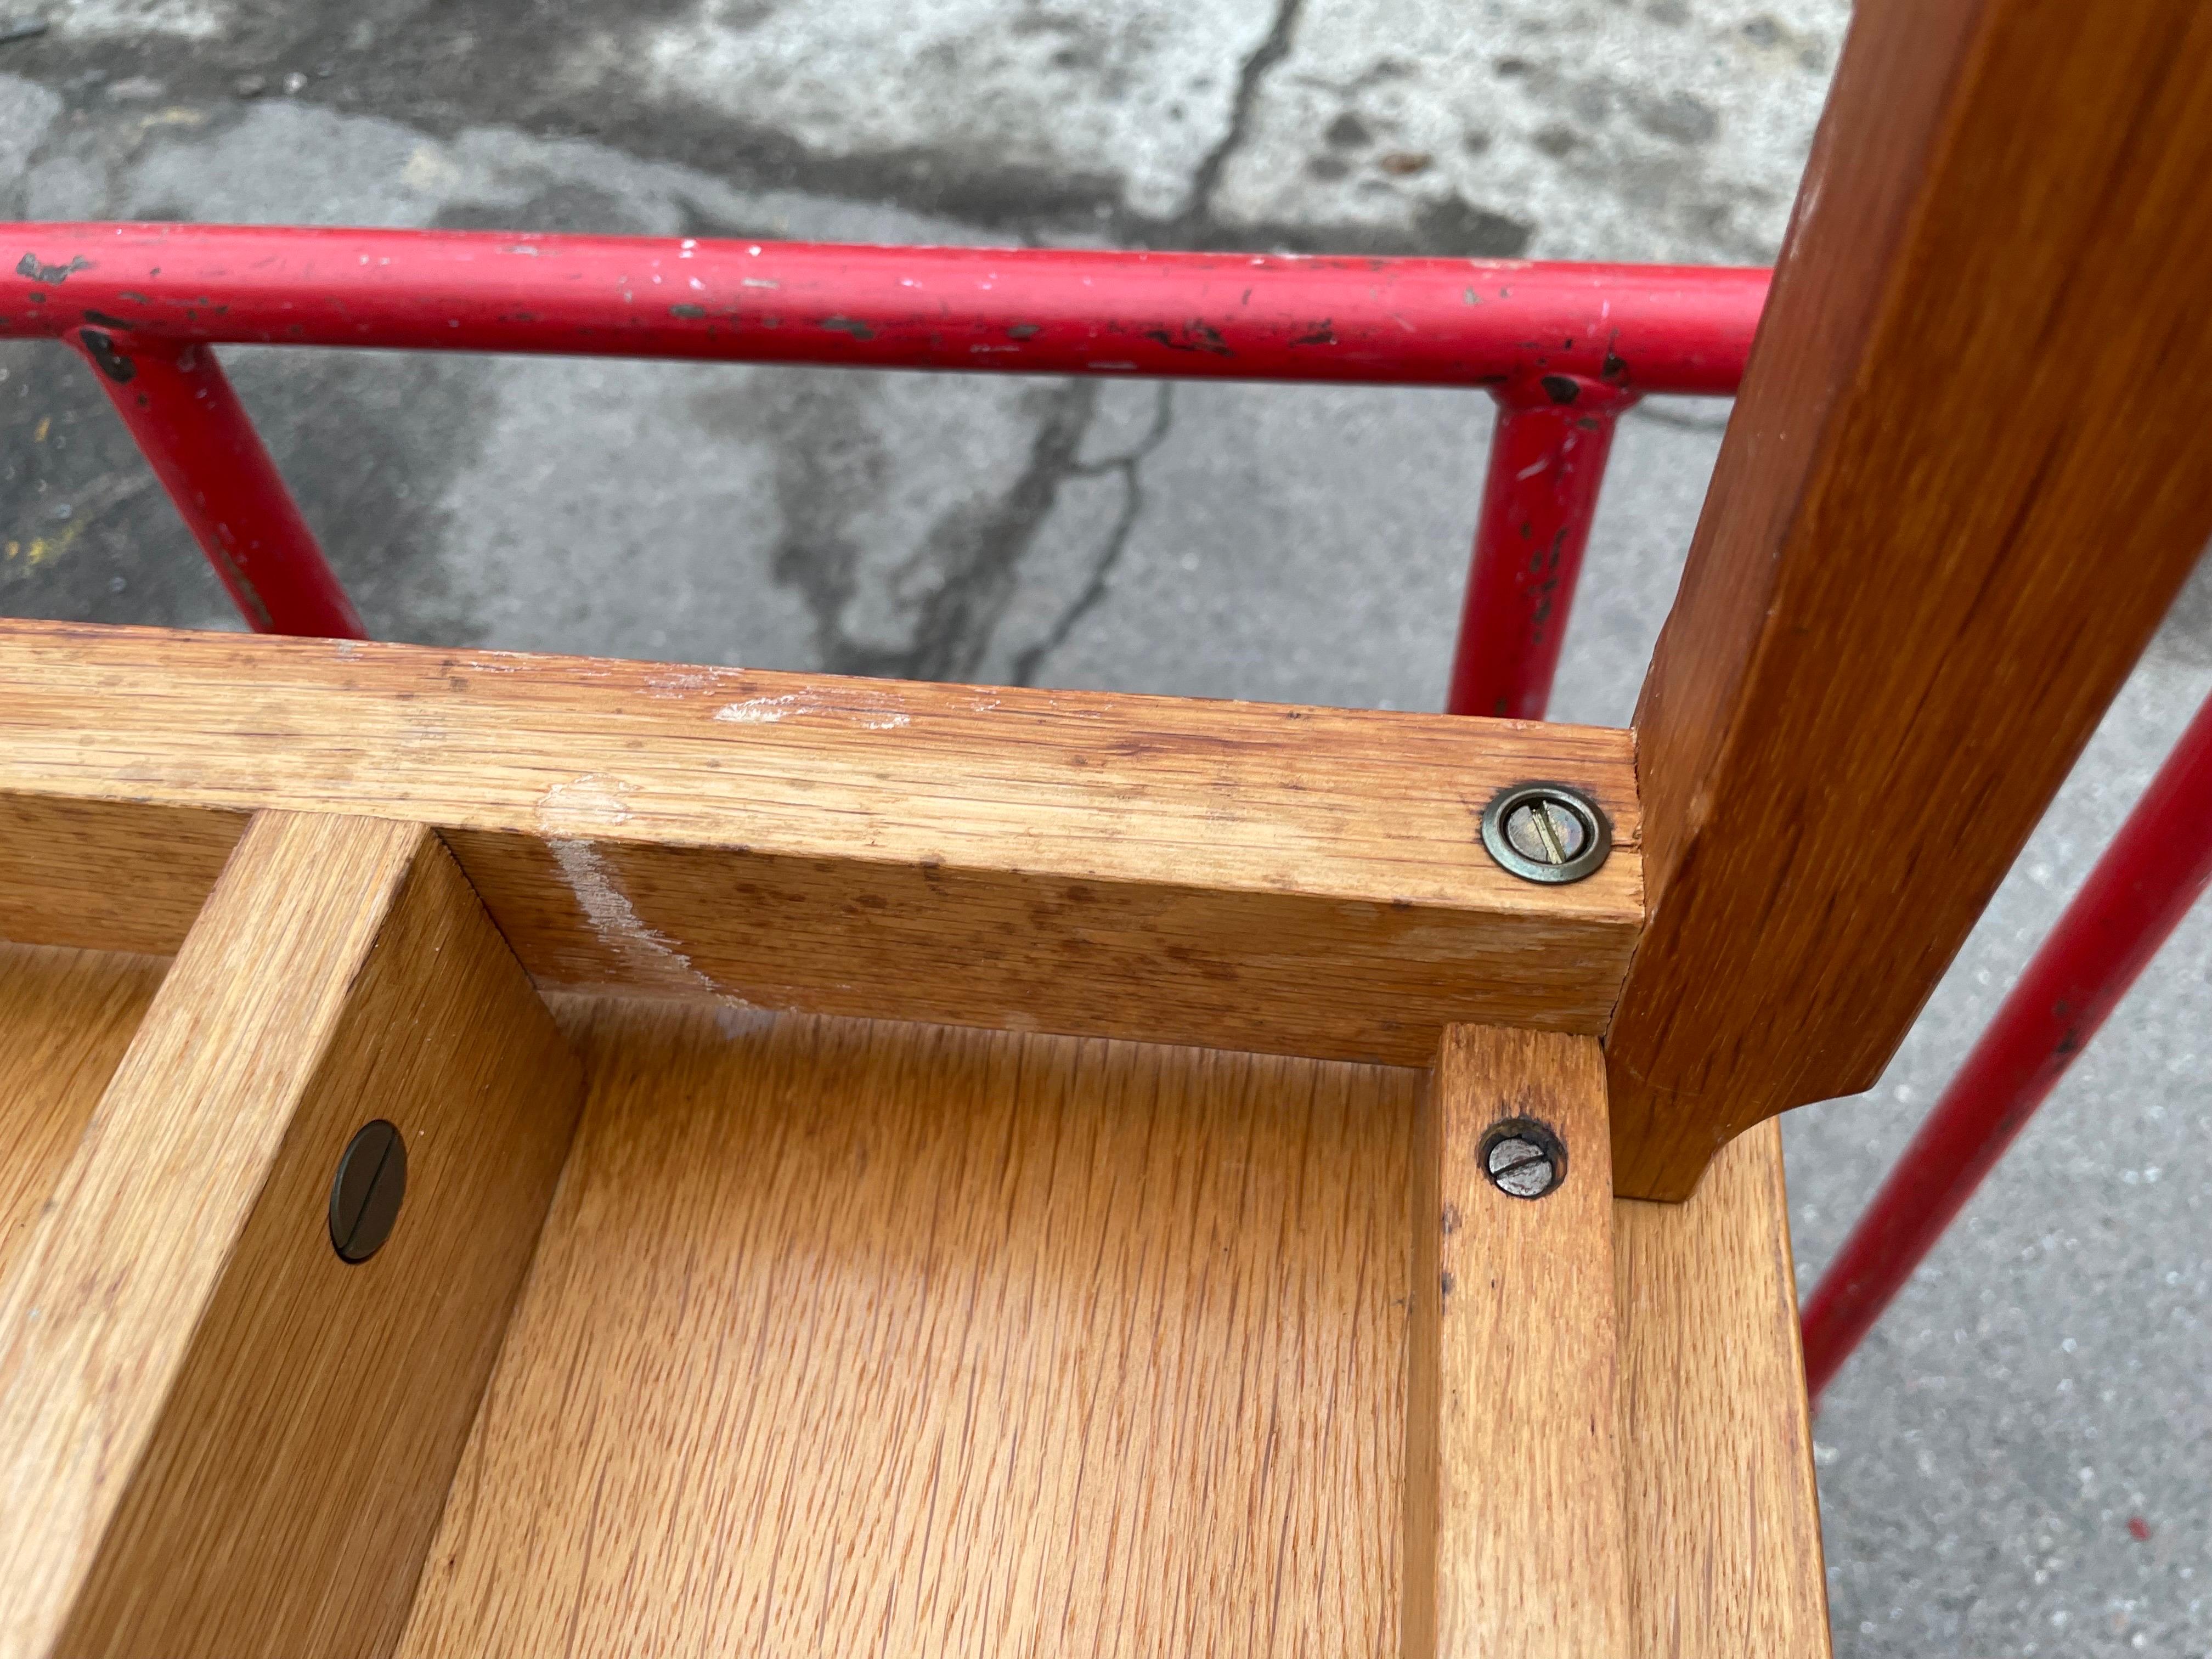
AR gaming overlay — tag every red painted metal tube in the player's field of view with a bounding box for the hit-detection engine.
[64,325,365,639]
[3,224,1767,395]
[1446,376,1635,718]
[1800,688,2212,1401]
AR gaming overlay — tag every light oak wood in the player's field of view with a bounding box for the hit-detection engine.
[1406,1025,1628,1658]
[1615,1118,1831,1657]
[0,812,582,1659]
[0,619,1642,1064]
[399,1002,1414,1656]
[0,792,239,955]
[1609,0,2212,1196]
[0,941,167,1285]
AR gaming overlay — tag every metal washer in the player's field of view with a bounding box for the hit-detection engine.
[1479,781,1612,885]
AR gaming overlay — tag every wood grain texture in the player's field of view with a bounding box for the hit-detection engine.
[1615,1118,1830,1657]
[0,942,167,1286]
[1610,0,2212,1195]
[398,1003,1413,1657]
[0,811,582,1659]
[0,619,1641,1064]
[1406,1025,1628,1658]
[0,791,242,955]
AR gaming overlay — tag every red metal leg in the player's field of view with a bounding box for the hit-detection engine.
[1444,378,1634,719]
[64,326,365,639]
[1800,687,2212,1401]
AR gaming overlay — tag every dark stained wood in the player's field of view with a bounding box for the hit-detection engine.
[1610,0,2212,1197]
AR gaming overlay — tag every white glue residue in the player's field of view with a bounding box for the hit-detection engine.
[537,772,635,828]
[548,838,704,987]
[713,694,909,730]
[643,668,720,699]
[548,839,778,1035]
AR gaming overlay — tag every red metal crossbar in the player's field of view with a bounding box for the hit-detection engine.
[4,224,1762,388]
[10,220,2207,1401]
[5,223,1764,693]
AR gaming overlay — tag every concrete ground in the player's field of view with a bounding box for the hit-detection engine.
[3,1,2209,1652]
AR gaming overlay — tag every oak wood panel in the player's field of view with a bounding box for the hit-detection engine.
[398,1003,1413,1657]
[0,792,242,956]
[0,619,1641,1064]
[1615,1118,1830,1658]
[1405,1025,1628,1658]
[0,812,582,1659]
[0,942,167,1285]
[1611,0,2212,1195]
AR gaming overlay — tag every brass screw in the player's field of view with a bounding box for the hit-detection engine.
[1480,782,1611,884]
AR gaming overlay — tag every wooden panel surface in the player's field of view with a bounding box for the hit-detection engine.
[1615,1118,1830,1657]
[398,1004,1414,1657]
[0,792,241,956]
[0,620,1641,1064]
[0,942,167,1285]
[0,812,582,1659]
[1406,1026,1627,1658]
[1610,0,2212,1195]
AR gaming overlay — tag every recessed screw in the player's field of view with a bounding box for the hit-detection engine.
[329,1119,407,1263]
[1480,782,1611,885]
[1481,1118,1565,1200]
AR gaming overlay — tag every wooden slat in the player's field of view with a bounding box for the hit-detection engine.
[0,620,1642,1065]
[0,812,581,1659]
[0,942,167,1285]
[1404,1025,1628,1658]
[1615,1118,1831,1657]
[1609,0,2212,1196]
[398,1003,1412,1656]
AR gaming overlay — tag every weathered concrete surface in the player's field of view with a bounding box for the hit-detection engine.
[5,4,2212,1655]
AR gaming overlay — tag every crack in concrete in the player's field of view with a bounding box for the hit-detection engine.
[8,9,1538,259]
[899,380,1100,684]
[742,374,1171,691]
[1175,0,1308,233]
[749,376,1104,684]
[1013,383,1175,687]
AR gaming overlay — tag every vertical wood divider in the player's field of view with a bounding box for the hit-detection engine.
[1406,1024,1629,1658]
[0,810,582,1659]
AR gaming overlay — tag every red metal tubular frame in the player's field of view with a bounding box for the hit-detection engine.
[4,223,1763,673]
[8,219,2208,1402]
[59,325,364,639]
[3,224,1766,392]
[1447,376,1637,718]
[1800,687,2212,1400]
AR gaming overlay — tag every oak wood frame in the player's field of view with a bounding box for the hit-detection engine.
[0,628,1824,1656]
[1,0,2204,1650]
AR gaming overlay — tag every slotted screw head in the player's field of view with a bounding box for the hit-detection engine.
[329,1120,407,1263]
[1480,782,1611,885]
[1481,1118,1565,1200]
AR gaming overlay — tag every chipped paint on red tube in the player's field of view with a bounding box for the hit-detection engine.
[4,223,1767,393]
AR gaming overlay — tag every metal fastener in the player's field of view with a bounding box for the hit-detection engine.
[1481,1118,1566,1200]
[329,1119,407,1263]
[1479,781,1611,884]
